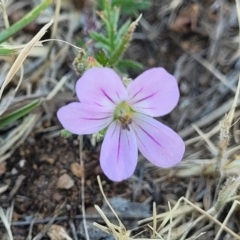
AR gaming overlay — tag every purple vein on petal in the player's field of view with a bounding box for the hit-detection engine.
[100,88,115,104]
[133,106,155,110]
[133,127,147,150]
[135,122,162,147]
[131,91,158,104]
[128,87,143,101]
[94,102,104,107]
[82,116,112,121]
[134,115,160,130]
[94,122,112,129]
[111,122,118,138]
[116,91,120,99]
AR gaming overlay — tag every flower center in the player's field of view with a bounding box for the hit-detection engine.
[114,101,133,131]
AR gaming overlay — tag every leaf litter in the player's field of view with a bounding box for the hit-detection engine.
[1,0,240,239]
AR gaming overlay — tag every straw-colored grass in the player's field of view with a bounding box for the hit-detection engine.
[1,0,240,239]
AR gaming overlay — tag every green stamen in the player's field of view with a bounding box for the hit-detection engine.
[114,101,132,119]
[114,101,134,130]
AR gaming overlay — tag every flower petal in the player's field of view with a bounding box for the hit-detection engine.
[131,113,185,168]
[127,68,179,116]
[76,67,127,109]
[100,121,138,181]
[57,102,113,135]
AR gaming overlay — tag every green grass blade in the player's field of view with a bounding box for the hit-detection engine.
[0,46,16,55]
[0,99,41,129]
[0,0,52,43]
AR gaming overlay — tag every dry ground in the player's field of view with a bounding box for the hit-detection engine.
[1,0,240,239]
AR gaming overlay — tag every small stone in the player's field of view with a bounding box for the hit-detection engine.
[40,156,55,164]
[32,164,38,170]
[57,173,74,189]
[70,162,84,178]
[11,168,18,175]
[52,192,63,202]
[48,224,71,240]
[37,224,44,232]
[46,158,55,164]
[19,159,26,168]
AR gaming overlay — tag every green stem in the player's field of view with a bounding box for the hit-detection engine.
[0,0,52,43]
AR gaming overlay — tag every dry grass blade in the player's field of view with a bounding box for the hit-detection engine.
[178,197,240,239]
[0,0,10,29]
[150,202,157,238]
[94,176,131,239]
[0,43,43,50]
[214,200,240,240]
[48,0,61,53]
[138,204,201,225]
[0,113,41,163]
[179,96,240,138]
[191,54,236,93]
[236,0,240,38]
[0,206,13,240]
[46,74,69,100]
[215,176,240,212]
[97,176,125,230]
[0,19,53,99]
[213,5,240,198]
[160,0,183,15]
[32,214,58,240]
[191,124,217,155]
[0,89,15,116]
[79,135,90,240]
[0,184,9,194]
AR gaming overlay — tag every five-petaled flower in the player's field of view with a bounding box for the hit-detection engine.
[57,67,185,181]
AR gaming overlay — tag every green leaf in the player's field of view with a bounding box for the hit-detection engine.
[112,7,120,32]
[0,0,52,43]
[105,14,115,51]
[96,0,105,9]
[117,59,143,72]
[115,19,131,46]
[60,129,72,138]
[95,49,109,66]
[95,42,111,52]
[112,0,151,16]
[0,99,41,129]
[90,32,110,46]
[101,15,112,43]
[109,15,141,66]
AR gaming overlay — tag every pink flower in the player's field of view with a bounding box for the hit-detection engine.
[57,67,185,181]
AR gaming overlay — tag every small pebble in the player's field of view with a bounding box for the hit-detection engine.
[19,159,26,168]
[52,192,63,202]
[48,224,70,240]
[57,173,74,189]
[11,168,18,175]
[70,162,84,178]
